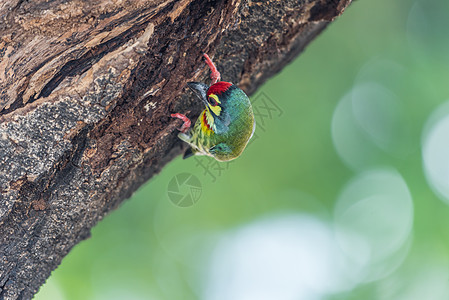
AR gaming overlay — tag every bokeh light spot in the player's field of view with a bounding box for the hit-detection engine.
[332,82,405,170]
[406,0,449,61]
[422,101,449,204]
[334,168,414,282]
[203,214,355,300]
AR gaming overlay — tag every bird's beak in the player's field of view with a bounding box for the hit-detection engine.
[187,82,209,106]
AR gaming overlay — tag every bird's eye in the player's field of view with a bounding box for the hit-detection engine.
[208,96,218,106]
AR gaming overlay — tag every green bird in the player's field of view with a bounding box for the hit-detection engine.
[171,53,255,162]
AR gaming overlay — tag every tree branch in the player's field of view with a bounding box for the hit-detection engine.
[0,0,351,298]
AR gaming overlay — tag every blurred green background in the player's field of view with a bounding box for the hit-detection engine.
[36,0,449,299]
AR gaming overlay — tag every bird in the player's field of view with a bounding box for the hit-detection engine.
[171,53,255,162]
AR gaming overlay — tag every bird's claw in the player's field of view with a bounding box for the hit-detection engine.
[203,53,221,84]
[171,113,191,133]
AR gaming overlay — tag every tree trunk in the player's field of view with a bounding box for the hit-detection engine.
[0,0,351,298]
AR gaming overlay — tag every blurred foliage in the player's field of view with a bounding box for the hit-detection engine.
[36,0,449,299]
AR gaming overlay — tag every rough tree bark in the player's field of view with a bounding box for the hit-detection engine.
[0,0,351,299]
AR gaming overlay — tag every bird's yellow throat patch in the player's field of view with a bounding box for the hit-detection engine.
[208,94,222,116]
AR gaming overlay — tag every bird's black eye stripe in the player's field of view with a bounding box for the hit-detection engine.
[208,96,218,106]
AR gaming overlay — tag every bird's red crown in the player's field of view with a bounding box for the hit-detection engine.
[207,81,232,97]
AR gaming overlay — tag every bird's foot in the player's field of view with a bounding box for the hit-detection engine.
[203,53,221,84]
[171,113,191,133]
